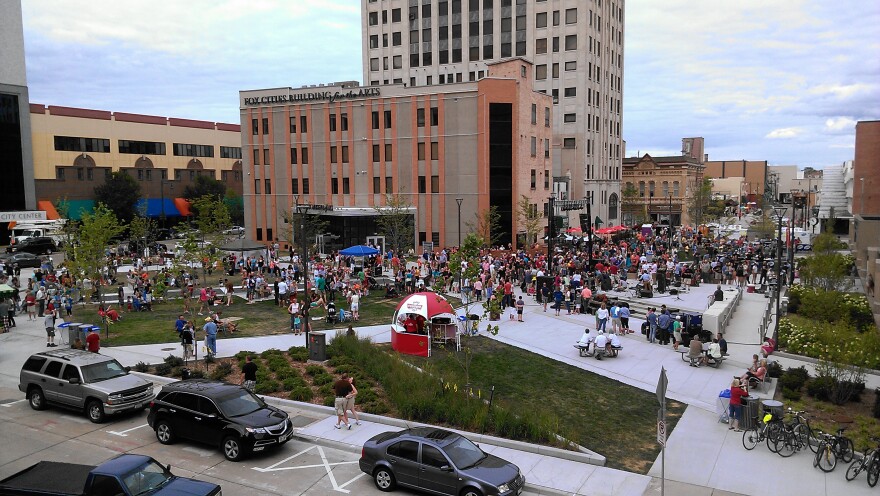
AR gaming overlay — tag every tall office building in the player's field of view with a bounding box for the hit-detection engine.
[361,0,625,226]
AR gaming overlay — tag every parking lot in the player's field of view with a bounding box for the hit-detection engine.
[0,386,539,496]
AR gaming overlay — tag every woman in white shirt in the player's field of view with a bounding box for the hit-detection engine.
[349,292,360,322]
[596,303,609,333]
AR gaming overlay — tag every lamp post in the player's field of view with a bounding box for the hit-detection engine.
[294,195,311,350]
[772,205,786,346]
[159,179,173,229]
[456,197,463,297]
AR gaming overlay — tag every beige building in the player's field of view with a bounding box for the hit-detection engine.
[622,153,705,226]
[240,58,552,251]
[29,104,243,220]
[361,0,625,227]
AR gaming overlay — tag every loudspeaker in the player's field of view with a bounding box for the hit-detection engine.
[669,288,679,295]
[640,290,654,298]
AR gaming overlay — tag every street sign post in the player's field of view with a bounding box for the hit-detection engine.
[657,367,668,496]
[657,418,666,446]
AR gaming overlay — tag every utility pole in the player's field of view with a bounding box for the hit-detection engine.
[587,193,593,278]
[547,196,555,274]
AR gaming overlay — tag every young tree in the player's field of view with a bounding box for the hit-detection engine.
[128,206,159,257]
[65,204,126,304]
[224,190,245,226]
[187,195,232,279]
[468,205,501,248]
[517,195,542,246]
[374,194,415,255]
[94,171,141,224]
[279,207,329,255]
[620,182,646,225]
[687,177,713,226]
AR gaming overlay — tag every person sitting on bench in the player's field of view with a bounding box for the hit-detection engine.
[593,331,608,359]
[608,330,622,355]
[741,359,768,384]
[687,336,703,367]
[702,338,723,366]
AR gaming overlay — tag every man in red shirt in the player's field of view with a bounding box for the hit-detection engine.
[86,328,100,353]
[503,281,513,309]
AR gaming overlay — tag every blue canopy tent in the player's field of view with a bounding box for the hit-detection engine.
[339,245,379,257]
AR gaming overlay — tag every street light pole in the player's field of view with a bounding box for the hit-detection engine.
[772,205,786,346]
[294,195,311,350]
[456,197,463,296]
[159,179,172,229]
[548,196,555,274]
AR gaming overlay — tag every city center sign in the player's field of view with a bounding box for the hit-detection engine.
[243,87,381,106]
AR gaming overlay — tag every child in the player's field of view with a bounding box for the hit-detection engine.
[293,315,302,335]
[126,296,133,312]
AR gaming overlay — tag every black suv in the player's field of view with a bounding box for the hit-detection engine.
[147,379,293,461]
[12,236,56,255]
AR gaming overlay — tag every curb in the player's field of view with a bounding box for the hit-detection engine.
[772,351,880,378]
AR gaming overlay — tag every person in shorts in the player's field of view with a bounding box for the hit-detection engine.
[44,312,56,347]
[333,375,353,429]
[345,376,361,426]
[241,355,257,392]
[515,295,525,322]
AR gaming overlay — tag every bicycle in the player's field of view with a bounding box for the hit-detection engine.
[742,412,783,452]
[846,437,880,486]
[786,408,817,453]
[814,428,854,473]
[771,409,814,457]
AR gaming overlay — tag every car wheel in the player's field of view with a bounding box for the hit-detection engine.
[373,467,396,492]
[460,488,483,496]
[28,388,46,410]
[86,400,105,423]
[223,436,246,461]
[155,421,175,444]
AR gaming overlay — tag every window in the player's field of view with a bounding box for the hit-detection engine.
[431,175,439,193]
[565,35,577,50]
[552,63,559,78]
[552,37,559,52]
[552,10,560,25]
[417,108,425,127]
[332,178,339,194]
[536,12,547,28]
[565,61,577,71]
[173,143,214,157]
[341,113,348,131]
[531,169,536,189]
[43,360,62,378]
[530,137,537,157]
[564,113,576,123]
[341,146,349,163]
[565,8,577,24]
[256,228,262,241]
[564,87,577,97]
[220,146,241,159]
[302,178,310,194]
[384,110,392,128]
[53,136,110,153]
[393,54,402,68]
[609,193,618,219]
[430,141,439,160]
[531,104,537,124]
[370,35,379,49]
[385,176,393,193]
[90,475,125,496]
[418,142,426,160]
[418,176,426,193]
[329,114,337,131]
[254,178,261,194]
[544,139,550,158]
[251,118,258,135]
[262,118,268,134]
[563,138,576,149]
[368,11,378,25]
[536,38,547,54]
[61,365,80,381]
[263,149,270,165]
[290,148,298,164]
[265,179,271,194]
[372,111,380,129]
[385,144,392,162]
[301,147,309,164]
[430,107,438,126]
[544,107,550,127]
[673,181,680,196]
[387,441,419,462]
[662,181,669,196]
[291,178,299,194]
[370,58,379,71]
[254,149,261,165]
[56,168,64,180]
[535,64,547,80]
[421,445,449,468]
[300,116,307,133]
[118,140,166,155]
[330,146,338,163]
[392,8,401,21]
[373,177,381,193]
[343,177,350,194]
[372,144,381,162]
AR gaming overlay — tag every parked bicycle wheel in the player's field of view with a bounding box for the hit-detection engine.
[774,432,796,458]
[845,458,864,481]
[793,423,817,453]
[816,444,838,472]
[743,428,760,450]
[838,437,855,463]
[868,457,880,487]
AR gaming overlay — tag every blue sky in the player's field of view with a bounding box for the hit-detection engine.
[20,0,880,168]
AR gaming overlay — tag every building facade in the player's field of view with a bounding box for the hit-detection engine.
[30,104,243,220]
[0,0,37,243]
[240,58,553,251]
[621,153,704,227]
[703,159,768,206]
[361,0,624,227]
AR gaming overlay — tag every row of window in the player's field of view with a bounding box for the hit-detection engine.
[629,181,683,198]
[529,169,551,190]
[257,175,440,197]
[56,166,240,182]
[53,136,239,158]
[255,141,446,167]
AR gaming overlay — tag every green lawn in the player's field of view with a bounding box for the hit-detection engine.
[393,336,685,473]
[93,291,460,346]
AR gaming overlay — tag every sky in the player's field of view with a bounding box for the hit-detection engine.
[19,0,880,169]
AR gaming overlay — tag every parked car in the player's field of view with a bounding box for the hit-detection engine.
[0,252,48,268]
[20,349,155,423]
[147,379,293,461]
[359,427,524,495]
[0,453,221,496]
[11,236,56,255]
[223,226,245,237]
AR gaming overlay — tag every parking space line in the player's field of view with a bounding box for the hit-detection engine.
[106,423,150,437]
[318,446,349,493]
[251,445,364,493]
[336,473,366,491]
[0,399,26,408]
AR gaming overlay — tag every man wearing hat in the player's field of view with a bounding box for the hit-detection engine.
[203,315,218,356]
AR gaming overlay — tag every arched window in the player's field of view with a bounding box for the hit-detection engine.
[673,181,680,196]
[662,181,669,196]
[639,181,646,197]
[649,181,656,198]
[608,193,618,220]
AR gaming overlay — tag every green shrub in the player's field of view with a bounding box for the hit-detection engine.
[154,363,172,376]
[312,373,334,386]
[782,387,802,401]
[331,364,358,376]
[188,369,205,379]
[767,361,783,379]
[319,383,333,396]
[323,395,336,407]
[807,376,836,402]
[282,377,308,391]
[305,364,327,376]
[260,348,284,359]
[209,362,234,381]
[289,386,314,402]
[254,380,281,395]
[164,355,184,367]
[133,361,150,373]
[266,356,291,373]
[362,401,389,415]
[287,346,309,362]
[274,368,299,382]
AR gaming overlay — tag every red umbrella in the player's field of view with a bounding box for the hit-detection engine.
[596,227,614,234]
[567,227,583,234]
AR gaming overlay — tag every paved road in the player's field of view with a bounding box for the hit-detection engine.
[0,386,539,496]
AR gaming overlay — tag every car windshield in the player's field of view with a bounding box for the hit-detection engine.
[443,436,486,469]
[121,460,173,496]
[81,360,128,383]
[216,388,265,417]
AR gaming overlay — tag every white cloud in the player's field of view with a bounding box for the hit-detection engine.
[809,83,876,99]
[765,128,804,139]
[824,117,856,133]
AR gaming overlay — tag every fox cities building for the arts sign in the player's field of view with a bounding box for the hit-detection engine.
[244,87,381,106]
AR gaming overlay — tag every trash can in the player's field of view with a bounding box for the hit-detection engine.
[741,396,760,430]
[761,399,784,420]
[746,284,755,293]
[309,331,327,361]
[78,324,92,344]
[63,323,82,345]
[180,368,191,380]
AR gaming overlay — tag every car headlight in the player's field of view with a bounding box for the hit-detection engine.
[246,427,267,434]
[107,394,123,405]
[498,483,509,493]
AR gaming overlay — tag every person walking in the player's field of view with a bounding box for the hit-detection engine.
[241,355,258,392]
[646,307,658,343]
[333,374,354,429]
[515,295,525,322]
[552,286,563,316]
[288,298,300,333]
[345,376,361,426]
[596,302,609,333]
[203,316,218,356]
[44,312,56,347]
[181,321,194,361]
[25,291,36,321]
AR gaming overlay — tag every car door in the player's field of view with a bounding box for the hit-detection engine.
[55,364,85,408]
[193,396,224,446]
[419,444,458,495]
[385,440,420,488]
[40,360,64,403]
[168,392,201,442]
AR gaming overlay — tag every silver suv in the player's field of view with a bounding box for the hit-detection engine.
[19,349,155,423]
